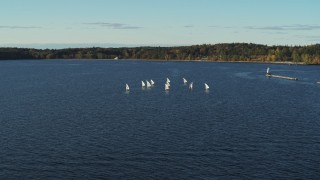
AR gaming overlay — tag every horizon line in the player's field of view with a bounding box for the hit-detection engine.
[0,42,319,50]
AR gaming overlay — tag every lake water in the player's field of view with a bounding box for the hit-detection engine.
[0,60,320,179]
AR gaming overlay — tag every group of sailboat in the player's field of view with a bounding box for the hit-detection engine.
[142,80,155,88]
[126,79,155,91]
[126,77,209,92]
[165,77,209,91]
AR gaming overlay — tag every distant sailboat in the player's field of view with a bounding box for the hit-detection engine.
[166,78,170,86]
[141,81,146,87]
[126,84,130,91]
[266,67,271,75]
[183,78,188,84]
[165,83,170,90]
[204,83,209,90]
[150,79,155,85]
[166,78,170,84]
[146,80,152,88]
[189,82,193,90]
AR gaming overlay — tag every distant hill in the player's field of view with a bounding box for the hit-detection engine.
[1,43,320,64]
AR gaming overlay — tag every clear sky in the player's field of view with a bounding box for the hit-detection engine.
[1,0,320,48]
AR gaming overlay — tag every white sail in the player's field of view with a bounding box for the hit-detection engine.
[183,78,187,84]
[146,80,152,88]
[141,81,146,87]
[165,83,170,90]
[126,84,130,91]
[166,78,170,84]
[267,67,270,74]
[189,82,193,90]
[204,83,209,90]
[150,79,155,85]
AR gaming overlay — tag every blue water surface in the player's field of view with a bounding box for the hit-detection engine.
[0,60,320,179]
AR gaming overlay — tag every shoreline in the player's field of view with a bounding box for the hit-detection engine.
[39,58,306,65]
[1,43,319,65]
[0,58,307,65]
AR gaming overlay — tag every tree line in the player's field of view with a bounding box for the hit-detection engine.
[1,43,320,64]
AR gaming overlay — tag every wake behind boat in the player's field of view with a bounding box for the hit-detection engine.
[265,67,298,81]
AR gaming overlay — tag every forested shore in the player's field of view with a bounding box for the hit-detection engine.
[1,43,320,64]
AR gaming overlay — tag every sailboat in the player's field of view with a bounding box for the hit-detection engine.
[166,78,170,84]
[183,78,187,84]
[146,80,152,88]
[126,84,130,91]
[141,81,146,87]
[166,80,170,86]
[189,82,193,90]
[266,67,271,76]
[165,83,170,90]
[150,79,155,85]
[204,83,209,90]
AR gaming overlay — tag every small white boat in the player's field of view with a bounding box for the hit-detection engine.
[166,78,170,84]
[141,81,146,87]
[183,78,187,84]
[165,83,170,90]
[146,80,152,88]
[204,83,209,90]
[266,67,271,75]
[166,79,170,86]
[150,79,155,85]
[126,84,130,91]
[317,82,320,84]
[189,82,193,90]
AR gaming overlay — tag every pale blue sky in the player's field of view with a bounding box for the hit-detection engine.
[1,0,320,48]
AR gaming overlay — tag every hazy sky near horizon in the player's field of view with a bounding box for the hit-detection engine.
[1,0,320,47]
